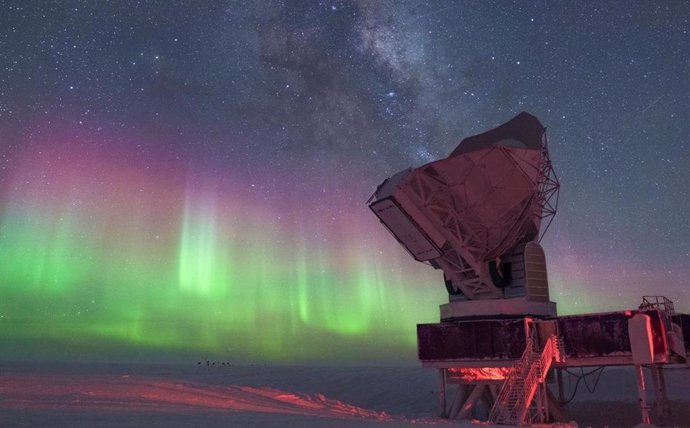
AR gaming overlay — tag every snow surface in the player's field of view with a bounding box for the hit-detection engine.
[0,362,688,427]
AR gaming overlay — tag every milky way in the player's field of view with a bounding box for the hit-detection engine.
[0,1,688,363]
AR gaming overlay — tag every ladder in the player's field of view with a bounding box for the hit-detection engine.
[489,334,560,425]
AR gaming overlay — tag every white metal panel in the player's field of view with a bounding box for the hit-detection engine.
[394,187,447,249]
[628,314,654,365]
[669,322,687,359]
[371,198,441,261]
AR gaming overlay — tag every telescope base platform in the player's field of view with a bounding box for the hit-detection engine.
[440,299,557,321]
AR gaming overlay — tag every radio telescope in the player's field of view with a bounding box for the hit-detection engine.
[369,112,559,316]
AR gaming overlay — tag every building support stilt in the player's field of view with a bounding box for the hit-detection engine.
[556,368,565,403]
[546,387,567,422]
[457,384,486,419]
[438,369,447,417]
[482,385,495,415]
[534,382,545,422]
[541,383,550,422]
[488,383,499,403]
[658,366,668,414]
[651,365,668,424]
[448,384,468,420]
[634,364,651,425]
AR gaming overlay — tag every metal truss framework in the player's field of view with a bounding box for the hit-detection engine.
[403,144,560,300]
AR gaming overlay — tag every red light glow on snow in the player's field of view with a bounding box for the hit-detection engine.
[0,372,391,422]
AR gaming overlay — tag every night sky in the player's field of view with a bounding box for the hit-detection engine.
[1,1,688,363]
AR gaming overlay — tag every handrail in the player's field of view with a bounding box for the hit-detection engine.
[641,295,675,315]
[489,335,559,425]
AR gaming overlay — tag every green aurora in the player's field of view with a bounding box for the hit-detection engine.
[0,143,443,363]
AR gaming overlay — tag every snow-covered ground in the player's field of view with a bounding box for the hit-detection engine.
[0,362,688,427]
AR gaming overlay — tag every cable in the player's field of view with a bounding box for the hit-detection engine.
[580,366,605,393]
[558,366,605,404]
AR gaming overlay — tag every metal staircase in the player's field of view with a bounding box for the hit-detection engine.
[489,334,561,425]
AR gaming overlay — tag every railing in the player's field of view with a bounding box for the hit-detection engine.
[539,335,559,379]
[641,296,675,315]
[489,335,559,425]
